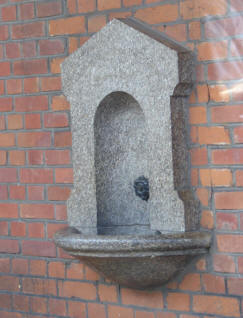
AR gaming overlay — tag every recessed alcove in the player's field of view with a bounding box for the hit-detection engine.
[95,92,150,235]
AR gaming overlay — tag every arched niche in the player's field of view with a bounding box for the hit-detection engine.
[94,92,149,234]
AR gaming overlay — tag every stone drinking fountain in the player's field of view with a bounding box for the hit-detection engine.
[54,18,211,289]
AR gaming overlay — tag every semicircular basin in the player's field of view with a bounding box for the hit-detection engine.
[54,227,211,289]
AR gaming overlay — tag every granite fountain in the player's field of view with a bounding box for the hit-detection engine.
[54,18,211,289]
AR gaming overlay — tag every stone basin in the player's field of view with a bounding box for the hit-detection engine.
[54,227,211,289]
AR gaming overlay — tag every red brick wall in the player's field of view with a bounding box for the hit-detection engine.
[0,0,242,317]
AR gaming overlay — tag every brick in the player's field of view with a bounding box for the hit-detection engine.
[230,83,243,102]
[22,277,56,296]
[135,311,154,318]
[0,258,10,273]
[211,105,243,123]
[191,148,208,166]
[0,80,4,95]
[231,0,243,11]
[88,303,106,318]
[13,295,29,312]
[0,151,7,165]
[200,210,214,229]
[23,77,39,93]
[121,289,163,308]
[191,168,198,186]
[198,126,230,145]
[202,274,225,293]
[135,5,178,24]
[98,0,120,10]
[216,212,238,230]
[124,0,141,6]
[0,222,8,236]
[20,203,54,219]
[205,16,243,38]
[12,22,44,39]
[198,41,227,61]
[9,185,25,200]
[31,296,47,314]
[58,281,96,299]
[0,185,8,200]
[215,192,243,209]
[217,234,243,253]
[20,168,53,184]
[13,59,48,75]
[167,293,190,311]
[22,41,36,58]
[49,298,67,316]
[25,113,41,130]
[48,261,65,278]
[227,278,243,295]
[238,257,243,273]
[66,262,84,280]
[156,314,177,318]
[85,266,100,281]
[46,150,71,165]
[55,168,73,183]
[213,254,235,273]
[0,294,11,310]
[20,2,34,20]
[0,276,19,291]
[48,186,71,200]
[28,150,43,165]
[5,43,20,59]
[18,132,51,147]
[56,205,67,220]
[231,38,243,57]
[49,16,85,35]
[234,127,243,143]
[212,149,243,165]
[108,305,134,318]
[78,0,96,12]
[29,260,46,276]
[7,114,23,130]
[12,258,28,274]
[54,131,72,147]
[200,169,232,186]
[189,107,207,125]
[196,258,206,271]
[0,240,19,254]
[44,112,68,128]
[0,62,11,77]
[37,1,62,17]
[28,185,44,200]
[193,295,240,316]
[1,5,16,21]
[0,312,22,318]
[208,61,243,81]
[179,273,201,291]
[196,188,209,207]
[16,95,48,112]
[68,301,86,318]
[39,39,65,55]
[0,169,17,182]
[209,85,230,103]
[157,24,187,43]
[0,25,9,41]
[22,240,56,257]
[180,0,227,19]
[28,222,45,238]
[0,97,12,112]
[236,170,243,186]
[196,84,208,103]
[69,37,79,53]
[109,11,132,20]
[51,95,70,111]
[189,21,201,40]
[98,284,118,303]
[88,15,107,33]
[51,57,65,73]
[41,76,62,91]
[6,79,22,95]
